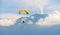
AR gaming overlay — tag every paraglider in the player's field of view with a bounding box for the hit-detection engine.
[19,9,29,14]
[18,9,29,23]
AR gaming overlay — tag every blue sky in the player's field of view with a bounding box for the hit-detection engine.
[0,0,60,14]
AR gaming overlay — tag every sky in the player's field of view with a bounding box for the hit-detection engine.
[0,0,60,14]
[0,0,60,26]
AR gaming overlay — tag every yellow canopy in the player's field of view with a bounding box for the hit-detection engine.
[19,9,29,14]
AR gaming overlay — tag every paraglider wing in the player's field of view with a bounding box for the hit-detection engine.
[19,9,29,14]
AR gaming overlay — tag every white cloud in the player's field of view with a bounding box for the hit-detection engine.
[27,20,33,24]
[1,10,60,26]
[0,13,30,26]
[30,16,34,19]
[36,10,60,26]
[0,14,19,26]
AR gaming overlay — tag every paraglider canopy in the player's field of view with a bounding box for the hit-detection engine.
[19,9,29,14]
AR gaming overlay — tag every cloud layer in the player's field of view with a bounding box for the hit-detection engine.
[0,14,19,26]
[0,13,30,26]
[36,10,60,26]
[0,11,60,26]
